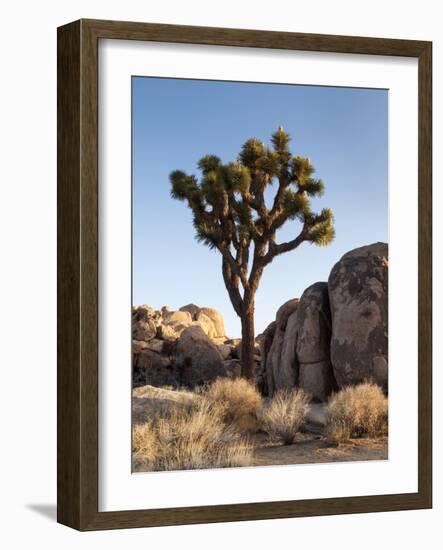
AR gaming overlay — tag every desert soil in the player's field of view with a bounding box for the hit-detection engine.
[250,403,387,466]
[251,433,388,466]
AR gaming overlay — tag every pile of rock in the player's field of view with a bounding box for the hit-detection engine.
[133,303,262,388]
[261,242,388,400]
[133,242,388,401]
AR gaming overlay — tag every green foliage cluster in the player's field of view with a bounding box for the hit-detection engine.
[170,127,335,255]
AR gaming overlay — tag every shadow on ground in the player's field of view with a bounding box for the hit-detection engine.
[26,503,57,522]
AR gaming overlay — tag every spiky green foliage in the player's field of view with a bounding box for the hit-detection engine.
[238,138,266,168]
[270,126,292,163]
[197,154,221,174]
[307,208,335,246]
[169,128,334,309]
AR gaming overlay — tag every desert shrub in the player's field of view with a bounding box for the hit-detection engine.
[202,377,262,431]
[326,382,388,444]
[132,398,253,472]
[132,422,159,470]
[261,388,310,445]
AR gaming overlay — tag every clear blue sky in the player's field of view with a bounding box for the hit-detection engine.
[132,77,388,337]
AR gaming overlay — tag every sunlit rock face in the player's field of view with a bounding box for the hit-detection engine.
[328,243,388,391]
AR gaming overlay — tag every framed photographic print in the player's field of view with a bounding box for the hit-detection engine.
[57,19,432,530]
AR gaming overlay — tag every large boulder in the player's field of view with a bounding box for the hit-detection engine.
[265,299,299,395]
[195,312,218,339]
[132,384,199,424]
[174,325,226,387]
[295,283,337,401]
[328,242,388,390]
[341,242,388,261]
[133,348,179,388]
[258,322,276,395]
[276,311,299,390]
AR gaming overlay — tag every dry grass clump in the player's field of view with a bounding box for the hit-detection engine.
[202,377,262,431]
[261,389,310,445]
[132,398,252,472]
[132,423,159,470]
[326,382,388,444]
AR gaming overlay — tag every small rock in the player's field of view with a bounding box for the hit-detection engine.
[217,344,233,360]
[163,310,192,325]
[179,303,200,320]
[223,359,242,379]
[144,338,164,354]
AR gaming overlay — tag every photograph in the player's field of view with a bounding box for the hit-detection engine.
[131,76,389,472]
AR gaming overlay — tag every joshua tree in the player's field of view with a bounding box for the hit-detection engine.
[170,127,335,380]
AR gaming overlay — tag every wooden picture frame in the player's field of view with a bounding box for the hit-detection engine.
[57,18,432,530]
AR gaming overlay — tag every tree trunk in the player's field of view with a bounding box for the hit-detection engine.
[240,305,255,380]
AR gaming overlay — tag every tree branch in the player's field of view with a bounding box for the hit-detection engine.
[222,257,243,317]
[268,173,290,220]
[262,226,307,266]
[243,240,267,307]
[218,242,249,290]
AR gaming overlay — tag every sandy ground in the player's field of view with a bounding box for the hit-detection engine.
[251,433,388,466]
